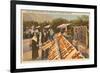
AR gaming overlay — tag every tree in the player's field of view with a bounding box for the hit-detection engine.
[51,18,69,29]
[23,21,33,31]
[80,15,89,25]
[70,15,89,28]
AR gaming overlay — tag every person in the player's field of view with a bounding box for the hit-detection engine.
[42,29,48,43]
[49,28,54,40]
[63,28,67,38]
[31,33,38,60]
[72,40,78,51]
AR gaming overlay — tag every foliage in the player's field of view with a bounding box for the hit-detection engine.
[51,18,69,28]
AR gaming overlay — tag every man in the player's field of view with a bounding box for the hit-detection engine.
[48,28,54,40]
[31,33,38,60]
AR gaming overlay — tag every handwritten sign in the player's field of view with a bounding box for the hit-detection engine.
[57,33,84,59]
[41,33,84,60]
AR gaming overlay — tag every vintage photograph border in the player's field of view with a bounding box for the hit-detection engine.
[10,0,97,72]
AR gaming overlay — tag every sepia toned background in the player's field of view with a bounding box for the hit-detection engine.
[22,10,89,61]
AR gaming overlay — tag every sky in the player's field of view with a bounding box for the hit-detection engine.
[22,10,89,23]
